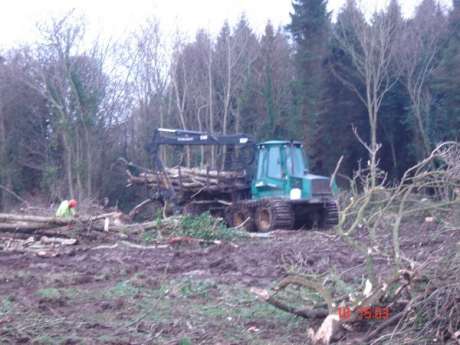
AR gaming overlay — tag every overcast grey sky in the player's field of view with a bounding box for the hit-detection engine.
[0,0,453,49]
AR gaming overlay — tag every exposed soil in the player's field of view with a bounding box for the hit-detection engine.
[0,221,458,345]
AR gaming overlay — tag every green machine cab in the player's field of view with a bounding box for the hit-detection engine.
[252,140,337,201]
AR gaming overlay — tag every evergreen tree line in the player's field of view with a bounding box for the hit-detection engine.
[0,0,459,209]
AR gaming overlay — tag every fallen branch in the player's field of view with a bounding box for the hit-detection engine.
[91,241,169,251]
[275,275,335,313]
[330,155,344,187]
[0,213,73,226]
[2,235,78,257]
[0,222,56,232]
[0,212,134,233]
[128,199,153,219]
[250,287,329,319]
[362,309,407,343]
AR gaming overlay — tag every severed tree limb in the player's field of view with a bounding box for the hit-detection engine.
[330,155,344,188]
[361,309,407,343]
[251,274,332,320]
[0,212,132,235]
[275,275,335,313]
[0,213,72,225]
[253,272,408,345]
[91,241,169,251]
[0,222,57,231]
[250,287,328,319]
[128,199,153,219]
[0,212,122,227]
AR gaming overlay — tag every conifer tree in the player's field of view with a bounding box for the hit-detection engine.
[287,0,331,170]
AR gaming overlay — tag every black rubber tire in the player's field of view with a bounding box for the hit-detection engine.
[225,206,256,231]
[255,200,295,232]
[132,200,164,222]
[183,202,208,216]
[320,201,339,229]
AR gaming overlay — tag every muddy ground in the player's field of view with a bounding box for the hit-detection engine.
[0,220,458,345]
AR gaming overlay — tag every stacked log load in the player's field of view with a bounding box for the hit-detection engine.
[126,166,249,193]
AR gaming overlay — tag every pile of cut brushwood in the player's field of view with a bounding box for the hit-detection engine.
[0,211,119,256]
[252,142,460,344]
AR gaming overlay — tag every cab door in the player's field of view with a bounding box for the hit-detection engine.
[252,145,286,199]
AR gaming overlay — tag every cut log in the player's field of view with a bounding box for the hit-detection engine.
[0,212,132,235]
[0,214,72,226]
[0,212,121,226]
[0,222,56,231]
[2,235,78,257]
[0,211,189,238]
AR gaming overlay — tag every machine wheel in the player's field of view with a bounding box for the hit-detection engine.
[132,200,164,222]
[225,206,256,231]
[183,202,206,216]
[320,202,339,229]
[255,200,295,232]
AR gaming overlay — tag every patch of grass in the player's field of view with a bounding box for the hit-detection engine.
[60,336,83,344]
[178,279,215,298]
[34,287,84,304]
[223,286,303,324]
[178,337,192,345]
[233,296,296,322]
[178,212,244,241]
[42,272,77,286]
[97,335,120,343]
[0,296,14,315]
[106,280,139,298]
[36,288,61,301]
[1,267,306,345]
[200,304,227,317]
[142,231,158,243]
[31,335,57,345]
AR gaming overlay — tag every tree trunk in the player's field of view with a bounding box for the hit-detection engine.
[0,106,13,210]
[221,37,232,170]
[62,132,75,199]
[208,43,215,169]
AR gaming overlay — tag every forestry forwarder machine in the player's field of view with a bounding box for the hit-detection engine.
[146,128,339,232]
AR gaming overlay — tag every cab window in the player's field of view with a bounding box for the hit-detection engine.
[256,148,266,180]
[286,146,306,177]
[267,146,282,179]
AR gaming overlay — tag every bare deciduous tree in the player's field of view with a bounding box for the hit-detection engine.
[333,0,400,186]
[131,18,170,164]
[396,0,447,160]
[26,12,124,200]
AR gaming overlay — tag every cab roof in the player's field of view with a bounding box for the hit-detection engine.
[257,140,303,147]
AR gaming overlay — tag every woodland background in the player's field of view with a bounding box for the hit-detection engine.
[0,0,459,210]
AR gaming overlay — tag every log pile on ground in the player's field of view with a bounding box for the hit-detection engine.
[1,236,78,257]
[0,212,131,234]
[0,209,244,248]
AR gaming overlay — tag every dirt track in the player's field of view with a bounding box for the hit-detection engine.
[0,222,458,345]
